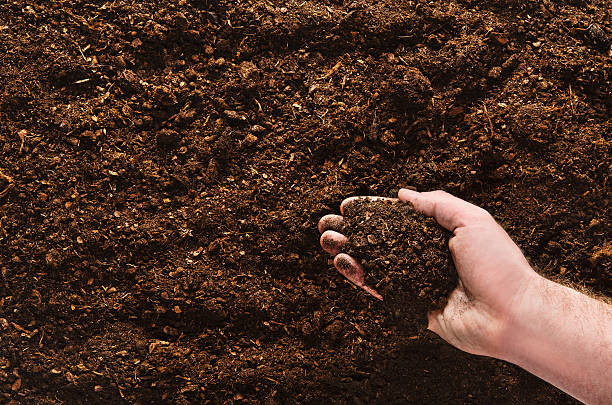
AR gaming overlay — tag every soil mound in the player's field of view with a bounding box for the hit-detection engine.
[343,199,456,328]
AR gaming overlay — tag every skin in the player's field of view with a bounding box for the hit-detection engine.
[319,189,612,405]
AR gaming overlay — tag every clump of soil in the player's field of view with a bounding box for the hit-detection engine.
[381,65,433,112]
[342,199,457,327]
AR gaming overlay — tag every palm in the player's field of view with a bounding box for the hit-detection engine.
[319,190,537,358]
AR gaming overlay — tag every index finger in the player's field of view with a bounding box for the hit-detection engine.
[398,189,492,231]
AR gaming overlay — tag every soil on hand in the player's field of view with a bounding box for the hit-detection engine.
[0,0,609,403]
[342,198,456,330]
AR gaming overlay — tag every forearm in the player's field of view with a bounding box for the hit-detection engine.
[499,274,612,404]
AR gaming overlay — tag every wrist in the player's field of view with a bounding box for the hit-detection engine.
[488,272,612,404]
[489,270,548,361]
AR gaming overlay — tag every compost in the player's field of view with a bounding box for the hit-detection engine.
[341,198,456,331]
[0,0,609,403]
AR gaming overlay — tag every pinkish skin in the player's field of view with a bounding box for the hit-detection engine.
[320,189,612,405]
[319,197,397,300]
[317,214,344,234]
[320,228,383,299]
[319,230,346,255]
[334,253,382,301]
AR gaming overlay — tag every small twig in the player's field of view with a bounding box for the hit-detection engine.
[569,84,576,115]
[336,10,356,26]
[483,104,494,138]
[18,130,26,154]
[77,44,88,62]
[38,327,45,347]
[318,61,342,80]
[0,169,14,197]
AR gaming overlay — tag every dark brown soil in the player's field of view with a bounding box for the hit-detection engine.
[342,198,456,330]
[0,0,609,403]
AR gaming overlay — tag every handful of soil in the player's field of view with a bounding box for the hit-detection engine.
[342,198,457,325]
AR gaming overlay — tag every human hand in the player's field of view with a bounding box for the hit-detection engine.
[318,189,539,358]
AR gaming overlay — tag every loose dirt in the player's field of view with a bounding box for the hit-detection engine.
[0,0,609,403]
[342,198,456,330]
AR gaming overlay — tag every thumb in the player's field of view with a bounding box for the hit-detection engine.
[398,189,489,232]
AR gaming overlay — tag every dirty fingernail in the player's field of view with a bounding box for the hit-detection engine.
[334,253,364,285]
[320,230,346,255]
[318,214,344,233]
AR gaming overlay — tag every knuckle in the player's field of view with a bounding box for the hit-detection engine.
[473,207,493,222]
[461,206,493,225]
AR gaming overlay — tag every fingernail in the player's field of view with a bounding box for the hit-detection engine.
[340,197,362,216]
[318,214,344,233]
[320,231,346,255]
[334,254,363,284]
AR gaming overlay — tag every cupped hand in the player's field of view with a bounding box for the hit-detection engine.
[318,189,539,358]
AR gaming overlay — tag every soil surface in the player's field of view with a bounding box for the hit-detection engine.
[342,198,456,330]
[0,0,610,403]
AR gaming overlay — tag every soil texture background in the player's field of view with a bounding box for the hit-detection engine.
[0,0,610,403]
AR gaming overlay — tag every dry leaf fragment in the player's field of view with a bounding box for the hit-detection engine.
[11,377,21,391]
